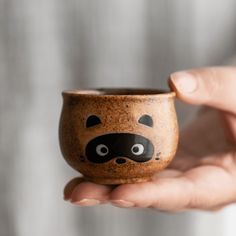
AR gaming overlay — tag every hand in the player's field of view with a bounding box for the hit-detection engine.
[63,67,236,211]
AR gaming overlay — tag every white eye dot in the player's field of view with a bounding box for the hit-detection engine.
[96,144,109,156]
[131,144,144,156]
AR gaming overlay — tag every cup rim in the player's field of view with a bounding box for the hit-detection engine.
[62,88,176,98]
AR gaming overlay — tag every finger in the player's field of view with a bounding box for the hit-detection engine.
[169,67,236,114]
[110,176,193,210]
[70,181,114,206]
[64,177,84,201]
[110,165,236,211]
[207,203,226,212]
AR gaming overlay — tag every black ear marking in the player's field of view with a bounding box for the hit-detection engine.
[86,115,102,128]
[138,114,153,127]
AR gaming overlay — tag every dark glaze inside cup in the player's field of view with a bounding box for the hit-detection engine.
[62,88,175,97]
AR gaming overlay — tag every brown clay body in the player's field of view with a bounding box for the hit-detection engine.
[59,88,179,184]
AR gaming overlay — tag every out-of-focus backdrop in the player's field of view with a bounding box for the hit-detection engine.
[1,1,236,236]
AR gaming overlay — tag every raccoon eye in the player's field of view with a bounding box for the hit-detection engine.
[131,144,144,156]
[96,144,109,156]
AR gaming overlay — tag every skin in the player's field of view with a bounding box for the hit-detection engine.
[64,67,236,212]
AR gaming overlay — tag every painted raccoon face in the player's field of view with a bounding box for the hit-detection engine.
[84,114,154,164]
[85,133,154,164]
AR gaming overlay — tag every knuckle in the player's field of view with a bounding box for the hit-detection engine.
[212,152,236,174]
[221,154,236,171]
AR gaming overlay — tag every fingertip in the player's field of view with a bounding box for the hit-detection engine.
[169,71,198,95]
[110,200,135,208]
[109,184,138,208]
[110,183,136,200]
[110,182,155,208]
[64,177,85,201]
[70,198,102,206]
[70,181,113,203]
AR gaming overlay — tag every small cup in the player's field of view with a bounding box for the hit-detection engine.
[59,88,179,184]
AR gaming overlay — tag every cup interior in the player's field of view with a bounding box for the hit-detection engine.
[63,88,175,97]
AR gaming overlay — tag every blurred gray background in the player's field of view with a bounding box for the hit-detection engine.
[1,0,236,236]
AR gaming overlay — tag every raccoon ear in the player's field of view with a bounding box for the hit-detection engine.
[138,114,153,127]
[86,115,102,128]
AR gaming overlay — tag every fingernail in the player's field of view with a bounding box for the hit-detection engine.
[110,200,135,208]
[71,198,101,206]
[170,72,197,93]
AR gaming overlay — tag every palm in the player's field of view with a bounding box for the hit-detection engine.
[64,108,236,211]
[171,108,233,171]
[160,108,236,210]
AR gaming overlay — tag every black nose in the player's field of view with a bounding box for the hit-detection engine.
[115,158,126,164]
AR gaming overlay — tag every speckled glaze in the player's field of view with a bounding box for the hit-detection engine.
[59,88,179,185]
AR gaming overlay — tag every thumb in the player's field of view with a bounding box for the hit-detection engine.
[169,67,236,114]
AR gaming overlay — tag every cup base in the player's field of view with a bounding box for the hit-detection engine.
[83,176,152,185]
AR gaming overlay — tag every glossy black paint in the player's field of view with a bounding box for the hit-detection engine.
[85,133,154,164]
[138,114,153,127]
[86,115,102,128]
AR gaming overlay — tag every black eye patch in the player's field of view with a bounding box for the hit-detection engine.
[138,114,153,127]
[86,115,101,128]
[85,133,154,164]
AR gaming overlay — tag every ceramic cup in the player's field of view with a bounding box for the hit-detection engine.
[59,88,179,184]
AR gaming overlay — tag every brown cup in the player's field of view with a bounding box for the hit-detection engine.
[59,88,179,185]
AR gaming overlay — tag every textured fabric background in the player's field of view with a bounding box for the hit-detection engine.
[1,1,236,236]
